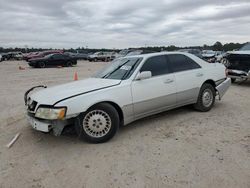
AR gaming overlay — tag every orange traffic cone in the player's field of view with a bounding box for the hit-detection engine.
[74,72,78,81]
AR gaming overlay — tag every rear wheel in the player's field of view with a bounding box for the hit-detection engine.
[75,103,119,143]
[194,83,216,112]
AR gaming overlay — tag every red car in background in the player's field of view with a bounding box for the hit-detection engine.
[24,50,63,61]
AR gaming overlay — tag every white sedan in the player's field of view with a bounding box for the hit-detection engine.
[25,52,231,143]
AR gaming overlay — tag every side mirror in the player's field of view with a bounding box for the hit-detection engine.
[135,71,152,80]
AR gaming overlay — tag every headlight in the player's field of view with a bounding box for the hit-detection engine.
[35,107,66,120]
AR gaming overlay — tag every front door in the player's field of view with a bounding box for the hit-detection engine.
[131,55,176,119]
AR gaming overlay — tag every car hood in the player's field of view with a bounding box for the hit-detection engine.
[30,78,121,105]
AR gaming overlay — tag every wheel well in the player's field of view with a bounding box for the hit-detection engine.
[89,101,124,126]
[203,79,216,88]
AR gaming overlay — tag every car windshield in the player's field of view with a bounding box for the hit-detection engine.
[240,43,250,51]
[45,54,54,58]
[93,57,142,80]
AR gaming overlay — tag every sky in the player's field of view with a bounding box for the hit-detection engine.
[0,0,249,49]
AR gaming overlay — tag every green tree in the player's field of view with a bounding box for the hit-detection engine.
[212,41,223,51]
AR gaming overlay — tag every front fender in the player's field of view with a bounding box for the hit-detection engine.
[54,84,132,119]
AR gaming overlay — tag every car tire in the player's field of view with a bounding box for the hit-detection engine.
[66,61,73,67]
[39,62,45,68]
[231,78,236,83]
[194,83,216,112]
[75,103,119,143]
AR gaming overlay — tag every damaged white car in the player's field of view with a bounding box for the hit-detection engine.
[25,52,231,143]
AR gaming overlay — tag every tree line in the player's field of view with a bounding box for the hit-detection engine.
[0,41,248,53]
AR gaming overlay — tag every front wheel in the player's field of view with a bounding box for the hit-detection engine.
[66,61,73,67]
[231,78,236,83]
[194,83,216,112]
[75,103,119,143]
[39,62,45,68]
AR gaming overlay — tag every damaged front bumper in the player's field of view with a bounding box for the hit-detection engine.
[26,113,73,136]
[216,77,231,100]
[24,85,73,136]
[227,69,250,80]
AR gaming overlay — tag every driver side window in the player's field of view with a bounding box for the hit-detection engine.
[140,55,170,77]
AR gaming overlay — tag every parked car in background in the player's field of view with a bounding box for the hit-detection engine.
[24,52,230,143]
[25,50,63,61]
[74,53,89,60]
[202,50,216,63]
[126,49,156,56]
[88,51,117,62]
[12,52,23,60]
[215,51,225,62]
[1,52,12,61]
[28,53,77,68]
[23,52,39,61]
[116,49,134,58]
[65,52,89,60]
[221,42,250,82]
[178,49,202,58]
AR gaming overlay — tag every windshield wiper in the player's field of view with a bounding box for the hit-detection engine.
[121,59,140,80]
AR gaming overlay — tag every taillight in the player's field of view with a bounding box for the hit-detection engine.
[225,68,228,77]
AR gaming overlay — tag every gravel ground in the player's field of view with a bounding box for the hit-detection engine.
[0,60,249,188]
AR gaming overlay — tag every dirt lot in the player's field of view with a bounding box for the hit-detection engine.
[0,60,250,188]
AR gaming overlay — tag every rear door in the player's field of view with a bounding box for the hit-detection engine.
[131,55,176,118]
[167,54,203,105]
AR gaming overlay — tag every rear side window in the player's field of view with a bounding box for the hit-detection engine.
[167,54,201,72]
[140,55,169,76]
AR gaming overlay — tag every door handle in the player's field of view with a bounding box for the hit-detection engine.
[164,79,174,84]
[196,73,204,77]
